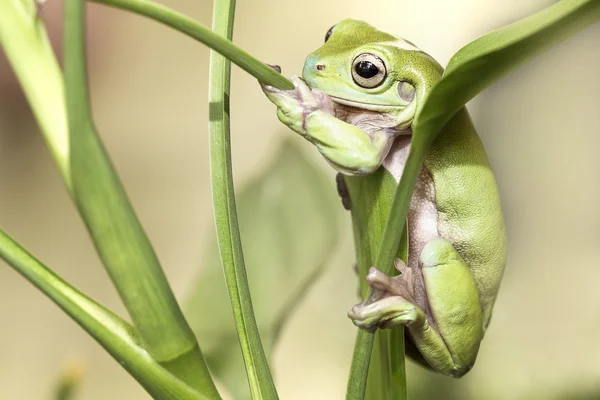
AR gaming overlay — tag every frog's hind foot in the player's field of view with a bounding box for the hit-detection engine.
[348,294,419,331]
[348,259,420,330]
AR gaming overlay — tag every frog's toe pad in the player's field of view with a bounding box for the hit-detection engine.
[348,296,417,330]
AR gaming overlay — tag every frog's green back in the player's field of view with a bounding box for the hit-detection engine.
[425,109,506,328]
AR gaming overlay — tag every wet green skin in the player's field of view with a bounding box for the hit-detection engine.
[261,19,506,377]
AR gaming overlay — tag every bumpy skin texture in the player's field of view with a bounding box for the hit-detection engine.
[261,19,506,378]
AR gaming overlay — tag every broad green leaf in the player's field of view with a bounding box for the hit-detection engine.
[0,229,210,400]
[185,139,341,399]
[63,0,217,394]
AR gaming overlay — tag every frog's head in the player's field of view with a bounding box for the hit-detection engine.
[302,19,443,129]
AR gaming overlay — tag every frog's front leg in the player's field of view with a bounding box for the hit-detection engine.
[261,75,394,175]
[348,238,483,378]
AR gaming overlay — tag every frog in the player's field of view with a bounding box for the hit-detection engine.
[260,19,506,378]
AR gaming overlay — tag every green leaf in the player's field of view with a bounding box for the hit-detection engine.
[88,0,293,90]
[347,1,600,398]
[414,0,600,145]
[63,0,218,394]
[186,139,341,399]
[0,229,210,400]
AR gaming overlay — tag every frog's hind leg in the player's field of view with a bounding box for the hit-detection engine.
[417,238,483,376]
[348,238,483,377]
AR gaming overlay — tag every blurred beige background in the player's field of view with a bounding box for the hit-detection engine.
[1,0,599,399]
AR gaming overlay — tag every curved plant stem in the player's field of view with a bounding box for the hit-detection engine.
[0,229,209,400]
[207,0,279,398]
[88,0,293,90]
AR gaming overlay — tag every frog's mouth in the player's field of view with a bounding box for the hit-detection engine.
[329,95,405,112]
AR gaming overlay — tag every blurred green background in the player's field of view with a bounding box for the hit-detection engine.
[1,0,599,398]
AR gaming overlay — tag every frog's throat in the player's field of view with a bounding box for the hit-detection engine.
[330,96,406,112]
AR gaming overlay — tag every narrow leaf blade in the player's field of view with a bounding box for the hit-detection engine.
[207,0,279,398]
[63,0,217,393]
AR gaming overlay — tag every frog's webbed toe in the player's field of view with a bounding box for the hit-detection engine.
[348,260,421,330]
[364,260,416,304]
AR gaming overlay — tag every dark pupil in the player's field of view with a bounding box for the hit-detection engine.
[325,25,335,42]
[355,61,379,79]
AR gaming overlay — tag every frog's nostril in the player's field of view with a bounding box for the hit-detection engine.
[316,64,326,71]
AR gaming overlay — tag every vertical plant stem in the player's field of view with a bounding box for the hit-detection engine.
[208,0,278,398]
[347,330,375,399]
[389,327,408,399]
[63,0,218,394]
[374,142,428,277]
[345,147,425,400]
[345,169,413,399]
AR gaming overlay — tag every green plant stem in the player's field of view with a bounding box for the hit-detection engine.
[344,80,442,400]
[347,330,375,399]
[63,0,219,395]
[0,229,209,400]
[375,141,427,280]
[207,0,278,398]
[388,327,408,399]
[88,0,293,90]
[342,138,430,400]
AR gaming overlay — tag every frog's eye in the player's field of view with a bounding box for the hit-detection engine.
[325,25,336,42]
[352,53,387,88]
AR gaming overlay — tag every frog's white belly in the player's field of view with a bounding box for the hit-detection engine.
[382,137,439,306]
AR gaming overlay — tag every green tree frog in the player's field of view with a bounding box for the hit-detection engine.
[260,19,506,378]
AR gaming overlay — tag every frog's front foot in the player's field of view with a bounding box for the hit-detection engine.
[260,71,335,136]
[348,260,421,331]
